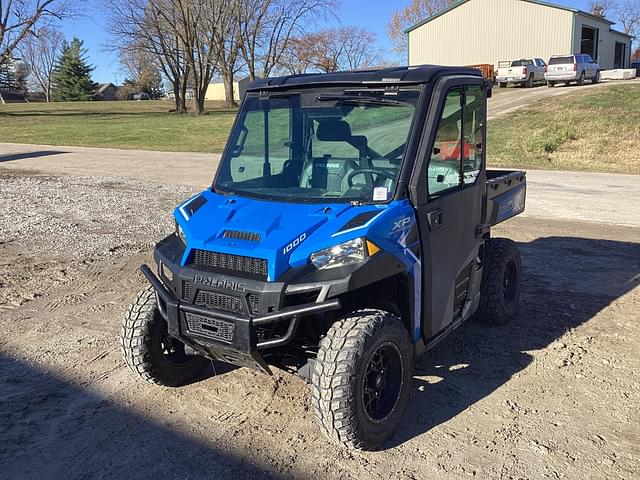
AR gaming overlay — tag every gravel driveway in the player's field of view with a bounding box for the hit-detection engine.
[1,99,639,478]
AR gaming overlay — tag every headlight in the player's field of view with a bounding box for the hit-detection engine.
[175,219,186,244]
[310,238,367,270]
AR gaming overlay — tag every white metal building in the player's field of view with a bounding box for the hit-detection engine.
[406,0,634,70]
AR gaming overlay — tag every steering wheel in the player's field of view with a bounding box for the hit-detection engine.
[347,168,396,188]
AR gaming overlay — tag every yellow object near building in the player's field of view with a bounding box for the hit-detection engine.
[205,82,240,102]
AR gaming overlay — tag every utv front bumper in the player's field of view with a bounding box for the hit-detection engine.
[141,264,340,374]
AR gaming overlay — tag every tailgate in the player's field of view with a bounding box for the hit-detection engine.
[486,170,526,225]
[499,66,525,78]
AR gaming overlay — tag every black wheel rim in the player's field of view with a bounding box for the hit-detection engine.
[362,343,403,422]
[503,259,518,305]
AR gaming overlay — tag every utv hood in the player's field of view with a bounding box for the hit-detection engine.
[174,190,386,281]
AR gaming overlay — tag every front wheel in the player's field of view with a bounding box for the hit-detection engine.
[120,286,208,386]
[312,310,413,450]
[476,238,522,325]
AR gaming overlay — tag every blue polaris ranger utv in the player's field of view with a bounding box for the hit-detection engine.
[121,65,526,450]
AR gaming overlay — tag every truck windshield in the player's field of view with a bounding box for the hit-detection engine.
[214,87,422,203]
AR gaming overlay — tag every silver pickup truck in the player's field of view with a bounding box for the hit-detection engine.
[496,58,546,88]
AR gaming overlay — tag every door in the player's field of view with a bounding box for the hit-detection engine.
[409,76,487,340]
[614,42,626,69]
[535,59,546,81]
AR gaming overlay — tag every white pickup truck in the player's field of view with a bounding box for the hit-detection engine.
[496,58,547,88]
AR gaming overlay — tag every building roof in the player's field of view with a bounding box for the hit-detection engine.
[95,83,116,94]
[247,65,482,91]
[404,0,615,34]
[609,28,634,39]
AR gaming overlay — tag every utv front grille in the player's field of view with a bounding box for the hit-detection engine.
[190,249,268,279]
[182,280,261,316]
[223,230,261,242]
[195,290,243,314]
[184,312,234,343]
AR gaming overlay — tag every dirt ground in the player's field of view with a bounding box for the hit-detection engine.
[1,165,639,480]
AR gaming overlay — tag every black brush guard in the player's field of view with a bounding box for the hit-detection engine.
[140,264,341,374]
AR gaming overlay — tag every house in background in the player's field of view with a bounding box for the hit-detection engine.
[406,0,633,70]
[94,83,119,101]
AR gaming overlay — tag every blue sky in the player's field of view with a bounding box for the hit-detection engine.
[63,0,598,83]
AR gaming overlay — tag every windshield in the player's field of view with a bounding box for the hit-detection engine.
[214,87,422,203]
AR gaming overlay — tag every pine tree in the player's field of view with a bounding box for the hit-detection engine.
[51,38,97,101]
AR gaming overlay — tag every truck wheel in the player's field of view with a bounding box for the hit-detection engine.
[547,81,555,88]
[593,70,600,84]
[577,72,585,86]
[525,74,533,88]
[312,309,413,450]
[120,286,208,387]
[477,238,522,325]
[499,82,507,88]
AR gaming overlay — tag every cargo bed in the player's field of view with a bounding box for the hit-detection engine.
[486,169,526,225]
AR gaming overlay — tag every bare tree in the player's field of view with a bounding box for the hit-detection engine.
[1,0,76,65]
[211,2,243,108]
[277,34,317,74]
[278,27,381,74]
[589,0,614,17]
[120,44,163,98]
[237,0,333,81]
[339,27,381,71]
[17,26,62,101]
[387,0,455,54]
[617,0,639,42]
[108,0,190,113]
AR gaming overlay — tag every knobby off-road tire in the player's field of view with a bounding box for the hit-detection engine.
[477,238,522,325]
[120,286,207,387]
[312,309,413,450]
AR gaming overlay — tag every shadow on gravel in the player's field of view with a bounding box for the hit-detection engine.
[391,235,640,448]
[0,354,292,479]
[0,150,68,163]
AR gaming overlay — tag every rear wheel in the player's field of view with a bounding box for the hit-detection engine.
[312,309,413,450]
[525,74,534,88]
[592,70,600,84]
[577,72,585,86]
[499,82,508,88]
[547,81,555,88]
[477,238,522,325]
[120,286,208,386]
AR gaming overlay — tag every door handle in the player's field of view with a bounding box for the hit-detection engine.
[427,209,443,230]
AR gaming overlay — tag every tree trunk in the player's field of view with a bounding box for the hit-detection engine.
[222,71,236,109]
[194,84,206,115]
[177,77,188,114]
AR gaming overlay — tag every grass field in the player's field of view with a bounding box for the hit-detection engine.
[487,84,640,174]
[1,85,639,172]
[0,100,236,153]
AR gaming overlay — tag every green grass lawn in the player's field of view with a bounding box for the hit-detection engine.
[0,100,236,153]
[1,85,639,173]
[487,84,640,174]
